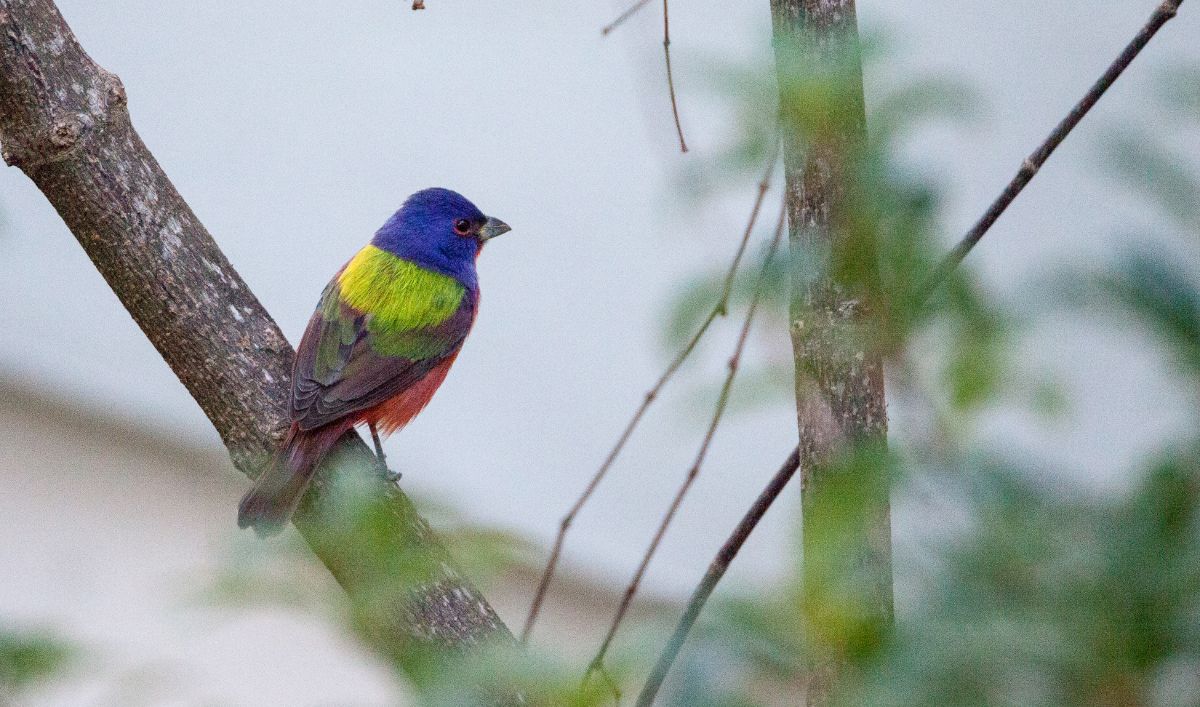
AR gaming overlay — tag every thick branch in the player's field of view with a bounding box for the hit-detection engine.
[0,0,513,680]
[770,1,892,704]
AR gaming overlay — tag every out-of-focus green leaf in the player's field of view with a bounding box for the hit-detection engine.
[0,630,72,693]
[1153,62,1200,119]
[844,450,1200,706]
[1100,251,1200,377]
[870,76,982,142]
[417,642,627,707]
[664,242,790,350]
[1102,130,1200,229]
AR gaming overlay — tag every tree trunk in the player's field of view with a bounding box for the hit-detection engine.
[768,1,893,704]
[0,0,514,684]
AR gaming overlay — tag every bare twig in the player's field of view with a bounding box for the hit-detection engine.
[635,446,801,707]
[602,0,653,35]
[662,0,688,153]
[917,0,1185,304]
[584,200,788,682]
[602,0,688,152]
[632,3,1188,700]
[520,146,780,643]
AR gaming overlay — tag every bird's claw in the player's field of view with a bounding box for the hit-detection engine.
[375,458,402,483]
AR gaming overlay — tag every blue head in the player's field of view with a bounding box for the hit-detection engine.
[371,188,511,290]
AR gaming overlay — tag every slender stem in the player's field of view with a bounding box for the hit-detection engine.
[635,447,801,706]
[584,200,788,681]
[520,146,780,643]
[602,0,653,35]
[601,0,688,152]
[662,0,688,153]
[917,0,1185,304]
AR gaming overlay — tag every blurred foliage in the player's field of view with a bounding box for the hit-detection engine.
[670,39,1008,416]
[1101,130,1200,231]
[418,645,631,707]
[0,630,72,702]
[1154,61,1200,119]
[1100,253,1200,380]
[649,55,1200,707]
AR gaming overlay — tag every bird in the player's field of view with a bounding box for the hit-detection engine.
[238,187,510,535]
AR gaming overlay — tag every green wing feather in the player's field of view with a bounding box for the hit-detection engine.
[290,259,474,431]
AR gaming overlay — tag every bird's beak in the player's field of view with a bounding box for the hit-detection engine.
[480,216,511,241]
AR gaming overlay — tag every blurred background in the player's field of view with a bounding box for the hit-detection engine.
[1,0,1198,704]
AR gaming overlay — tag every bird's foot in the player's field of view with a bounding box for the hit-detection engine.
[367,423,400,483]
[373,456,401,483]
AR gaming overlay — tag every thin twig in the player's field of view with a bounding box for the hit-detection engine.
[662,0,688,153]
[635,446,801,706]
[917,0,1184,304]
[602,0,653,35]
[601,0,688,152]
[520,146,780,643]
[584,200,788,683]
[632,3,1188,700]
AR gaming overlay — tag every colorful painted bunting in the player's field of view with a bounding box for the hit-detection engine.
[238,188,510,535]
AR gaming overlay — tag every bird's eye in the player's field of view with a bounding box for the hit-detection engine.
[453,219,472,235]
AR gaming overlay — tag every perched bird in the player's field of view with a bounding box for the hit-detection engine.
[238,188,511,535]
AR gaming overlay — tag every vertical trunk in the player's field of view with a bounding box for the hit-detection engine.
[768,1,893,704]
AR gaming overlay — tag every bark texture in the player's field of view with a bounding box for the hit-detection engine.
[0,0,513,678]
[768,1,893,704]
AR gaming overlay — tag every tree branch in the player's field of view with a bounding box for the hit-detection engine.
[0,0,513,682]
[660,0,687,153]
[602,0,687,153]
[917,0,1185,304]
[636,446,801,707]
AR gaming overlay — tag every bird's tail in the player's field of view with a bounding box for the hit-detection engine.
[237,424,345,536]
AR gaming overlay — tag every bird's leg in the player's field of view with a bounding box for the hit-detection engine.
[368,422,401,482]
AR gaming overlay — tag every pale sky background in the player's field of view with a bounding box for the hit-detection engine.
[1,0,1197,629]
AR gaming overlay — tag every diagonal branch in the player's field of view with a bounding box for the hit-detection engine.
[0,0,513,681]
[636,446,801,707]
[918,0,1185,304]
[602,0,652,35]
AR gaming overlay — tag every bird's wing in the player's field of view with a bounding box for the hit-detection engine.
[289,279,473,431]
